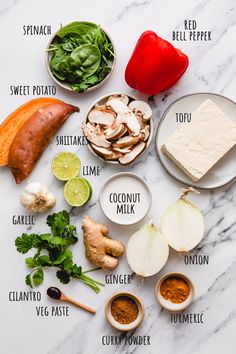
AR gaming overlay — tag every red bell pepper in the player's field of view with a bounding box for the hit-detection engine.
[125,31,189,95]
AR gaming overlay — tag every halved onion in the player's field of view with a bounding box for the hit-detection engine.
[161,188,204,252]
[127,223,169,277]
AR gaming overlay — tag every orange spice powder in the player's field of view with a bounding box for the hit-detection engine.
[160,276,190,303]
[111,296,139,324]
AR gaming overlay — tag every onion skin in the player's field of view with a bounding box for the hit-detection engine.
[127,223,169,277]
[161,198,204,252]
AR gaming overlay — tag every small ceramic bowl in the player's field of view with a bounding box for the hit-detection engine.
[99,172,152,225]
[105,292,144,331]
[46,22,116,93]
[84,93,153,164]
[155,272,195,312]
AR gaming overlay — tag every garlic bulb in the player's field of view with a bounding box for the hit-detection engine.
[20,182,56,213]
[161,187,204,252]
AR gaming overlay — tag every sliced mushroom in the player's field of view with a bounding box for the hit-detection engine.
[105,124,127,141]
[140,125,150,141]
[112,135,140,148]
[133,111,146,129]
[138,132,145,143]
[82,123,111,148]
[105,150,123,160]
[107,94,129,106]
[91,144,113,158]
[88,106,116,126]
[86,122,96,131]
[119,142,146,165]
[129,100,152,121]
[113,147,132,154]
[105,117,120,133]
[107,99,140,136]
[97,125,107,136]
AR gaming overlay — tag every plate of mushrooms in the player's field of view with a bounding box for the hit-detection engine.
[82,93,153,165]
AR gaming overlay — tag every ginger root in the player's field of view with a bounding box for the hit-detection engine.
[82,216,125,271]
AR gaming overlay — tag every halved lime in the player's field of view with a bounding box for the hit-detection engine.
[64,177,91,207]
[52,152,80,181]
[84,179,93,199]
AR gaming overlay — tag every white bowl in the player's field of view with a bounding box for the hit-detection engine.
[155,272,195,312]
[99,172,152,225]
[105,292,144,331]
[46,22,116,93]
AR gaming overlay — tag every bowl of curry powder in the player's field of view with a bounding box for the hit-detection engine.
[105,292,144,331]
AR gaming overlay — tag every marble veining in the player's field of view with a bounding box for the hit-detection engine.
[0,0,19,15]
[0,0,235,353]
[112,0,154,22]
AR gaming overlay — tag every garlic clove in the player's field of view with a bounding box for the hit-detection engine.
[45,192,56,209]
[20,192,36,208]
[24,181,48,195]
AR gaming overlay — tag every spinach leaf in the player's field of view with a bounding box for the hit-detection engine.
[50,46,67,71]
[71,44,101,77]
[57,22,97,38]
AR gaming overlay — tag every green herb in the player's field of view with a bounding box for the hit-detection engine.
[15,210,103,293]
[49,22,115,92]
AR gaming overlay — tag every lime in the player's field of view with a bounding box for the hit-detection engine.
[64,177,91,207]
[84,179,93,199]
[52,152,80,181]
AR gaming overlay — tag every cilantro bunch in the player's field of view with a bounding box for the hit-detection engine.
[15,210,103,293]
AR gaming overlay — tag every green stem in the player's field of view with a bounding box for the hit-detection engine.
[83,267,101,274]
[107,47,116,58]
[79,276,100,293]
[81,273,105,287]
[77,273,105,294]
[45,46,58,52]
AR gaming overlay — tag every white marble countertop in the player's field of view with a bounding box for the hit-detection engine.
[0,0,235,353]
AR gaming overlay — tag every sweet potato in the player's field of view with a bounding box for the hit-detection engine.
[8,101,79,184]
[0,97,61,166]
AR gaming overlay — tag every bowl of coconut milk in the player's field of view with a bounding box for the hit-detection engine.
[99,172,152,225]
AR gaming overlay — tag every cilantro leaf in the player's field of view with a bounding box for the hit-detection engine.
[71,264,82,277]
[49,236,68,247]
[63,225,77,241]
[32,268,44,286]
[31,234,48,248]
[25,257,39,268]
[15,234,33,254]
[53,249,72,265]
[25,268,44,288]
[25,274,33,288]
[38,255,52,266]
[56,270,70,284]
[48,248,61,261]
[47,210,70,237]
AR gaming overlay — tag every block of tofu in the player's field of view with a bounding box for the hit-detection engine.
[161,99,236,181]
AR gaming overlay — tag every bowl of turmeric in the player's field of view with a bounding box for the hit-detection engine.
[105,292,144,331]
[155,272,195,312]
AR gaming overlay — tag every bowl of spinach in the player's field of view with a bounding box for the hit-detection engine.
[46,22,116,93]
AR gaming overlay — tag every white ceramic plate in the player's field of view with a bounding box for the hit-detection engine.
[156,93,236,190]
